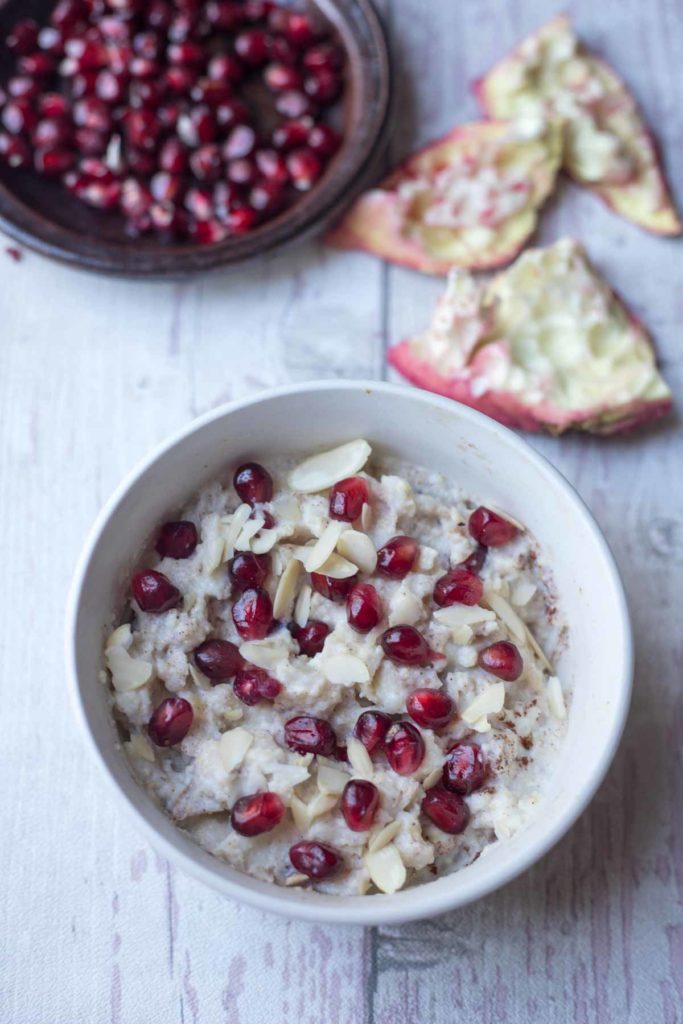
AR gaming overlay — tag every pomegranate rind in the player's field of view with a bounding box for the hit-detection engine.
[388,238,672,435]
[325,120,562,274]
[476,15,681,236]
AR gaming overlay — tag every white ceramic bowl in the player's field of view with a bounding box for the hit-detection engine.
[66,381,632,926]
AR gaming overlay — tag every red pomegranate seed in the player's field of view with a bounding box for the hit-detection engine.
[177,106,216,147]
[7,76,42,101]
[148,0,173,28]
[303,69,341,105]
[7,19,40,56]
[167,11,197,43]
[254,147,288,182]
[74,129,107,157]
[35,147,76,175]
[460,545,487,574]
[205,1,244,30]
[167,41,204,65]
[78,179,122,209]
[468,507,518,547]
[376,535,419,579]
[233,461,273,504]
[267,8,291,33]
[0,134,31,168]
[353,710,391,755]
[385,722,425,775]
[2,101,38,136]
[421,787,469,834]
[159,137,189,173]
[346,583,382,633]
[249,179,285,214]
[18,53,57,77]
[120,178,152,217]
[126,148,157,174]
[284,715,336,756]
[70,72,98,98]
[233,666,282,705]
[189,143,223,181]
[148,697,193,746]
[186,185,215,220]
[215,98,251,130]
[133,30,162,60]
[311,572,357,602]
[291,620,330,657]
[289,841,341,879]
[442,744,488,795]
[478,640,523,681]
[164,65,196,96]
[208,53,244,83]
[302,42,343,72]
[271,118,311,151]
[341,780,379,832]
[286,146,322,190]
[33,117,73,148]
[235,29,270,66]
[380,625,440,667]
[406,688,453,729]
[150,171,184,203]
[193,638,242,680]
[223,123,257,160]
[124,109,160,150]
[264,62,302,92]
[433,568,483,608]
[243,0,273,22]
[286,12,316,47]
[329,476,368,522]
[226,156,256,186]
[232,586,273,640]
[132,569,181,613]
[156,521,197,559]
[227,206,259,233]
[39,93,69,118]
[38,26,66,55]
[307,123,340,157]
[276,90,316,120]
[192,219,228,244]
[230,552,270,590]
[231,791,284,836]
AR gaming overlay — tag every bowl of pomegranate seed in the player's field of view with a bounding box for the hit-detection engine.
[0,0,390,276]
[67,381,632,924]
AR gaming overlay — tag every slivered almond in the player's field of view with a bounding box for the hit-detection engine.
[224,708,244,722]
[461,682,505,724]
[222,503,252,561]
[272,557,302,619]
[308,791,338,821]
[365,843,406,894]
[525,624,553,672]
[336,530,377,574]
[219,727,253,772]
[485,589,527,643]
[106,647,152,692]
[315,552,358,579]
[388,586,423,627]
[188,662,212,690]
[203,533,225,574]
[547,676,566,719]
[368,820,401,853]
[235,514,264,551]
[288,439,372,493]
[452,625,474,645]
[434,604,496,628]
[124,733,155,763]
[290,794,311,831]
[511,580,537,607]
[361,502,372,531]
[347,736,374,778]
[422,766,443,790]
[471,716,492,733]
[238,638,290,670]
[266,764,310,791]
[317,764,349,795]
[304,521,345,572]
[284,873,309,887]
[323,654,370,686]
[294,583,312,627]
[106,624,131,650]
[251,528,280,555]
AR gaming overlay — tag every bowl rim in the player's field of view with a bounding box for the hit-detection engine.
[65,380,633,925]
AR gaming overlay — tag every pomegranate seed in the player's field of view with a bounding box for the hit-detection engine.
[120,178,152,216]
[132,569,181,612]
[185,185,214,219]
[307,123,340,157]
[167,41,204,65]
[124,109,160,150]
[18,53,56,77]
[233,461,272,504]
[478,640,523,681]
[353,710,391,754]
[421,787,469,834]
[442,744,488,795]
[468,507,518,547]
[190,79,233,107]
[148,0,173,28]
[227,205,258,233]
[70,72,98,98]
[191,219,228,244]
[254,147,288,182]
[329,476,368,522]
[223,123,257,160]
[460,545,487,574]
[215,98,251,130]
[291,620,330,656]
[231,791,284,837]
[289,841,341,879]
[205,1,245,30]
[193,638,242,680]
[164,66,196,95]
[406,688,453,729]
[269,35,297,65]
[235,29,270,66]
[75,128,107,157]
[168,12,197,43]
[380,625,441,667]
[385,722,425,775]
[189,143,222,181]
[2,101,38,136]
[208,53,245,84]
[230,552,270,590]
[272,118,311,151]
[0,134,31,168]
[233,666,282,705]
[150,171,184,203]
[311,572,357,602]
[95,70,126,103]
[74,98,112,133]
[78,158,113,182]
[7,20,40,56]
[51,0,84,29]
[7,76,42,101]
[303,70,341,105]
[226,156,256,186]
[303,42,343,72]
[148,697,193,747]
[346,583,382,633]
[35,147,76,175]
[264,62,302,92]
[284,715,336,756]
[156,521,197,559]
[376,536,419,579]
[433,568,483,608]
[159,138,189,174]
[33,117,73,148]
[77,179,122,209]
[38,26,66,55]
[39,93,69,118]
[286,12,316,47]
[249,178,285,214]
[130,56,160,79]
[232,586,273,639]
[100,14,133,39]
[341,780,379,832]
[134,30,162,60]
[178,106,216,147]
[276,90,316,120]
[267,8,291,33]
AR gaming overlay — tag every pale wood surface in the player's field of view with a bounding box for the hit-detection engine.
[2,1,682,1021]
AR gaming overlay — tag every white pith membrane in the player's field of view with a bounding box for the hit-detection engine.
[106,441,569,896]
[390,238,671,434]
[479,14,681,234]
[326,120,562,273]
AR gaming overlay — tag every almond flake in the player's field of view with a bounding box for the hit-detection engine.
[323,654,370,686]
[288,439,372,493]
[238,637,290,670]
[525,624,554,672]
[106,624,132,651]
[471,716,492,733]
[461,682,505,724]
[304,521,345,572]
[106,647,153,692]
[361,502,373,531]
[416,546,438,572]
[219,727,253,772]
[224,708,244,722]
[266,764,310,792]
[124,733,155,763]
[250,528,280,555]
[368,820,401,853]
[272,557,302,619]
[547,675,566,719]
[452,625,474,645]
[235,513,264,551]
[294,583,312,627]
[336,530,377,574]
[308,791,338,821]
[388,586,423,627]
[511,580,537,607]
[365,843,406,894]
[315,552,359,579]
[284,873,309,887]
[434,605,496,629]
[422,766,443,790]
[317,764,349,796]
[222,503,252,561]
[188,662,211,690]
[347,736,374,778]
[485,588,527,643]
[290,795,311,831]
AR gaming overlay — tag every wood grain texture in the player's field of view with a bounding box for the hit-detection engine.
[1,1,682,1022]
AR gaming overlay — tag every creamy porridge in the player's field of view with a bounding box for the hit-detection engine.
[104,439,568,896]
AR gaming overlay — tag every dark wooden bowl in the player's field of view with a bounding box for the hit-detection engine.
[0,0,391,277]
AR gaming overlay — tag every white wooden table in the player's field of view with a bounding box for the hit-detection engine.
[2,1,682,1020]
